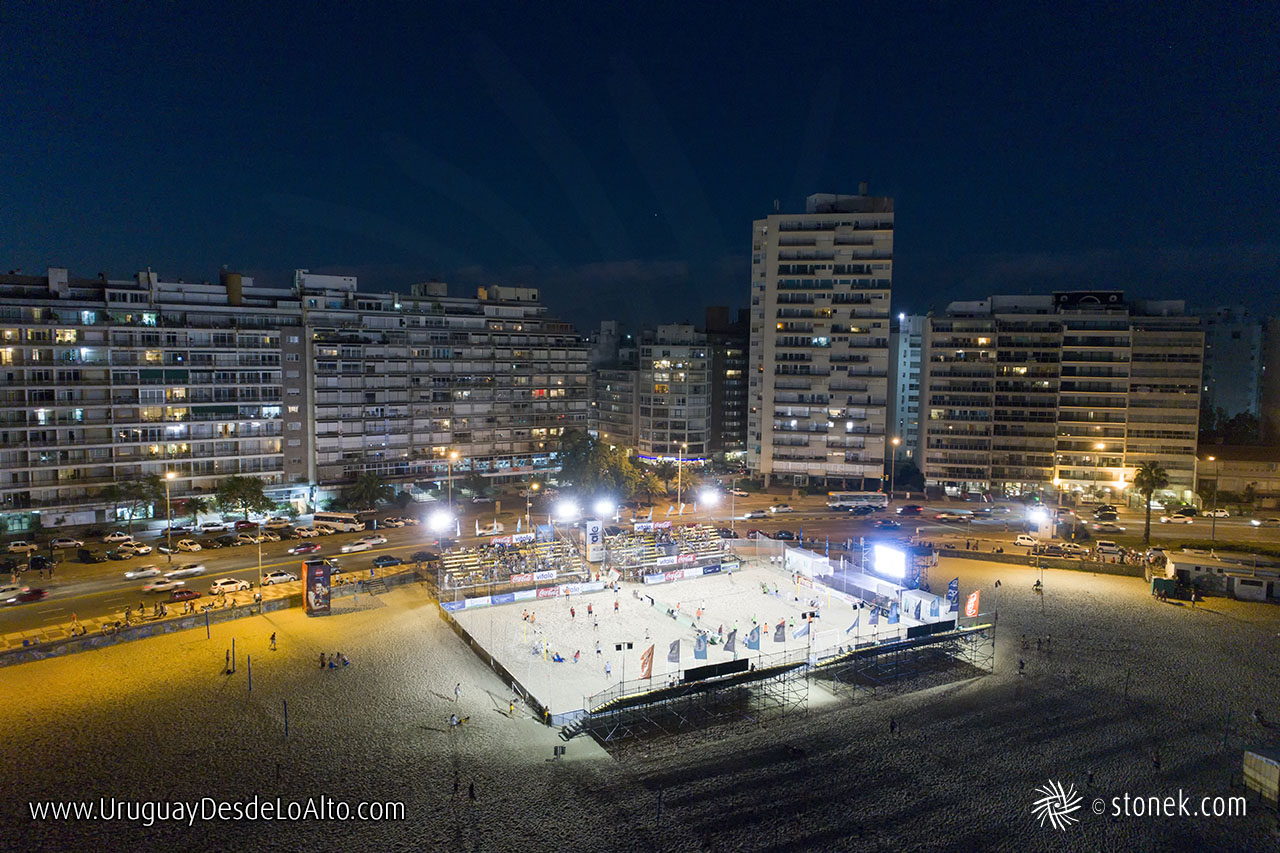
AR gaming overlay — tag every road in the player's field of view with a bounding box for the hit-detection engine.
[5,493,1277,633]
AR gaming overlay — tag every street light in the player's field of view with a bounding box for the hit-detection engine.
[889,437,901,504]
[676,442,688,509]
[1208,455,1218,541]
[164,471,176,563]
[698,489,718,524]
[593,497,615,520]
[446,450,459,508]
[526,482,540,531]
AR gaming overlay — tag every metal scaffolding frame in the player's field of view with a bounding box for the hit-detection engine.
[818,622,995,703]
[563,659,810,745]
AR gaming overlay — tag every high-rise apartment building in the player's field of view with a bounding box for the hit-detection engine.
[1201,306,1262,418]
[704,306,748,461]
[747,190,894,488]
[920,292,1203,505]
[0,267,304,532]
[296,273,589,501]
[888,313,923,463]
[637,325,710,461]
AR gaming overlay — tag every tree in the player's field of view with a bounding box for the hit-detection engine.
[462,471,488,498]
[100,483,124,527]
[184,496,211,527]
[117,474,165,535]
[654,461,678,494]
[1132,461,1170,545]
[344,472,394,510]
[215,475,275,521]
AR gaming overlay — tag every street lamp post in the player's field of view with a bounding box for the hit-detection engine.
[888,437,901,504]
[257,519,264,592]
[164,471,176,563]
[1208,455,1218,541]
[447,450,459,508]
[526,481,540,532]
[676,442,687,509]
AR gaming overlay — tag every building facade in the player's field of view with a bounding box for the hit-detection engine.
[1201,305,1262,418]
[888,313,923,463]
[296,273,589,502]
[704,306,748,462]
[0,267,303,532]
[747,190,894,488]
[637,324,710,461]
[920,292,1203,504]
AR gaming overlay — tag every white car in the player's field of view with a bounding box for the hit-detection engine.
[729,489,749,497]
[258,531,281,542]
[262,570,297,585]
[176,539,203,552]
[143,578,184,593]
[50,538,83,549]
[209,577,251,595]
[341,541,373,554]
[1159,515,1193,524]
[199,521,229,533]
[769,505,794,514]
[104,532,135,544]
[1062,543,1090,557]
[264,518,292,530]
[379,518,406,528]
[123,543,153,556]
[1014,534,1039,548]
[471,495,494,504]
[6,541,38,555]
[164,563,206,579]
[359,535,387,546]
[292,526,320,538]
[1204,509,1229,518]
[0,583,26,601]
[478,524,505,537]
[125,565,163,580]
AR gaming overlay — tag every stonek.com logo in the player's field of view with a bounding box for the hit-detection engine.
[1032,780,1083,831]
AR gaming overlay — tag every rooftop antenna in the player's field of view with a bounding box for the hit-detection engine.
[773,199,780,212]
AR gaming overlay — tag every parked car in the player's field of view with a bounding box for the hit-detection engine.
[103,532,135,544]
[744,510,767,520]
[258,531,281,542]
[6,541,38,555]
[372,555,402,568]
[107,548,137,561]
[122,543,153,557]
[717,528,735,538]
[170,588,202,602]
[288,542,323,555]
[125,565,162,580]
[77,548,107,564]
[264,517,292,530]
[164,563,206,579]
[1172,507,1197,517]
[774,530,797,540]
[1094,540,1121,555]
[1014,534,1039,548]
[769,504,794,514]
[234,520,259,531]
[1036,544,1065,557]
[176,539,203,552]
[1093,522,1125,533]
[745,529,768,540]
[231,533,258,546]
[143,578,184,593]
[1159,515,1193,524]
[874,519,901,529]
[1062,543,1090,557]
[262,570,297,585]
[209,577,251,595]
[1204,509,1230,518]
[292,526,320,538]
[28,555,56,573]
[896,505,924,516]
[211,535,238,548]
[199,521,229,533]
[50,537,84,549]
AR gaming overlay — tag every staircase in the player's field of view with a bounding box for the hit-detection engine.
[559,717,587,742]
[364,578,388,595]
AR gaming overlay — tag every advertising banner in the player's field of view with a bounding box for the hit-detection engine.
[655,555,678,566]
[585,518,604,563]
[721,561,740,572]
[465,595,492,609]
[643,573,666,585]
[441,600,464,612]
[492,592,516,606]
[490,535,512,546]
[512,532,536,545]
[512,589,538,601]
[677,552,697,564]
[664,569,685,582]
[701,564,721,575]
[533,570,558,582]
[536,586,560,598]
[510,573,533,584]
[304,559,331,615]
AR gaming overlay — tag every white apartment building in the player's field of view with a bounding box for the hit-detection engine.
[747,190,894,488]
[0,267,305,532]
[296,273,589,500]
[637,324,710,461]
[889,313,923,463]
[920,292,1203,504]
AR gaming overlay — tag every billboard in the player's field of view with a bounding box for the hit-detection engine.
[303,559,332,615]
[584,518,604,562]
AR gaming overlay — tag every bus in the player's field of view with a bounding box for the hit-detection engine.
[313,511,366,533]
[826,491,889,511]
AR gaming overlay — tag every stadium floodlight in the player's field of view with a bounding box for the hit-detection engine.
[592,498,615,518]
[1027,506,1050,523]
[699,490,719,507]
[872,544,907,579]
[555,500,580,522]
[427,509,454,534]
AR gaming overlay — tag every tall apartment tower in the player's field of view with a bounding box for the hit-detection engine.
[747,190,894,488]
[704,306,749,462]
[888,313,924,463]
[1201,306,1262,418]
[638,324,711,460]
[920,292,1202,505]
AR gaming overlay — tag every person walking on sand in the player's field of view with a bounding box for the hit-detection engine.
[890,718,898,736]
[454,682,462,702]
[570,606,575,619]
[270,632,277,651]
[596,640,602,656]
[468,781,476,801]
[614,599,619,613]
[320,652,326,669]
[605,661,611,678]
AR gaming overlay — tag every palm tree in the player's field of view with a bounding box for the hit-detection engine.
[184,496,211,527]
[345,472,394,511]
[1133,461,1170,544]
[655,461,677,494]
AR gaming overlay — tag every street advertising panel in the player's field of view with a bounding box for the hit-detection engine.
[304,559,331,615]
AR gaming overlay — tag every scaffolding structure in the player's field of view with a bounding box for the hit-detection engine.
[562,659,810,745]
[818,623,995,703]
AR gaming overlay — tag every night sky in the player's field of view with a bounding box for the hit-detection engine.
[2,2,1276,330]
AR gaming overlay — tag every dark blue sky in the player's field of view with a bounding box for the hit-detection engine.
[3,2,1276,329]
